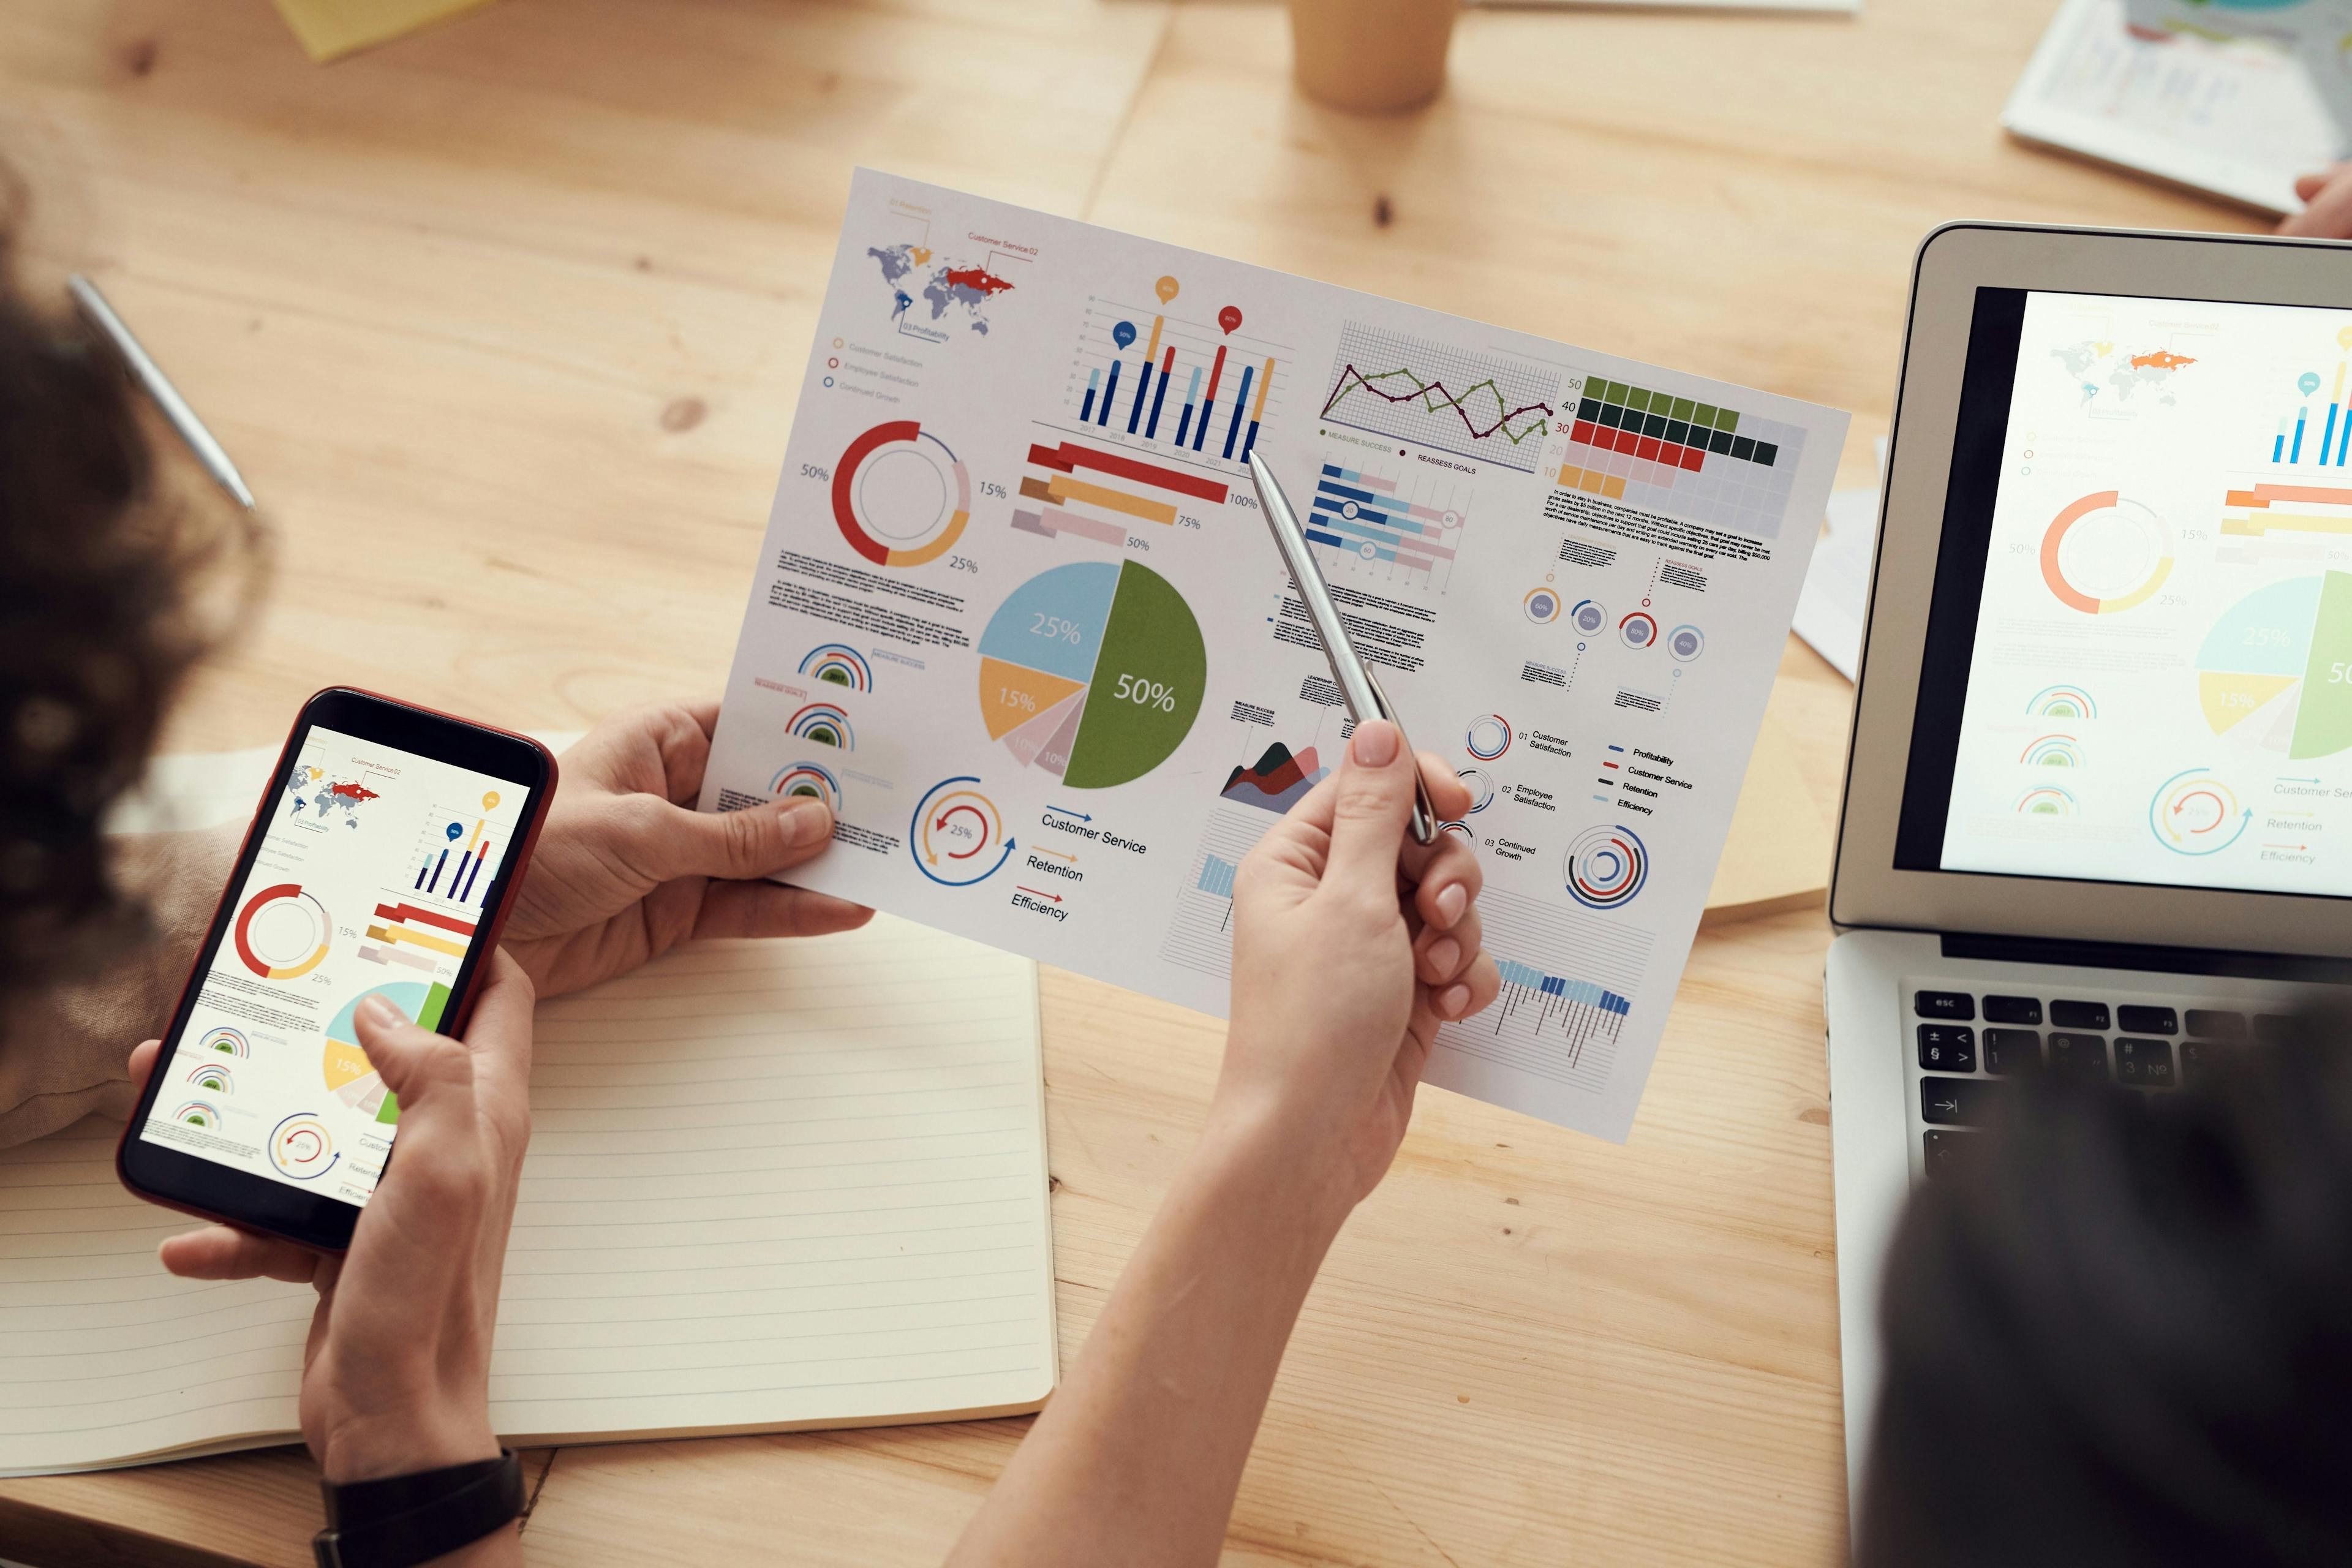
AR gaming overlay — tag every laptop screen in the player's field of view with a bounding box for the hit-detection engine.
[1892,286,2352,901]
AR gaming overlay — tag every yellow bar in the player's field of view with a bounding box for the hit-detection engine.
[464,815,483,852]
[1251,358,1275,421]
[1047,475,1178,525]
[2335,361,2345,402]
[374,923,467,957]
[1143,315,1164,362]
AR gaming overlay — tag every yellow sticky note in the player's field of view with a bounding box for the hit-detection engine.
[270,0,503,62]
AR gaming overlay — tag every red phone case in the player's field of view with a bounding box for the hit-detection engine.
[113,688,559,1251]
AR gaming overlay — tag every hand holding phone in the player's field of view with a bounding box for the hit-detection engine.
[118,689,555,1253]
[130,950,535,1486]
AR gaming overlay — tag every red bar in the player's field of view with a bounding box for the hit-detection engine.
[374,902,479,935]
[1025,440,1229,504]
[1202,344,1228,408]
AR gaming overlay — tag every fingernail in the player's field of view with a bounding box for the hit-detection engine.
[357,995,405,1030]
[1434,883,1467,929]
[1427,938,1461,976]
[1351,720,1399,767]
[1439,984,1471,1019]
[779,797,832,844]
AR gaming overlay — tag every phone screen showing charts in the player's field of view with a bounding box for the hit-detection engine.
[703,173,1845,1140]
[1937,290,2352,899]
[138,728,530,1205]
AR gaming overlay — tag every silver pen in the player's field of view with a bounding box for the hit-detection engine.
[1246,450,1439,844]
[68,274,257,511]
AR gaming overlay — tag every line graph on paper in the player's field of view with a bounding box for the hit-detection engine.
[1319,320,1561,473]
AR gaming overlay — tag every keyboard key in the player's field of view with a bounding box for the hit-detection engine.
[2255,1014,2301,1044]
[1983,995,2043,1025]
[1915,990,1975,1022]
[2182,1041,2220,1088]
[2051,1000,2110,1030]
[2117,1006,2177,1036]
[1923,1130,1989,1185]
[2185,1009,2246,1040]
[1983,1029,2043,1075]
[2113,1038,2176,1089]
[2048,1033,2109,1080]
[1920,1076,2010,1127]
[1918,1025,1977,1073]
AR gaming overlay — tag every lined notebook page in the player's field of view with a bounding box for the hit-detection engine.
[492,924,1057,1442]
[0,742,1054,1473]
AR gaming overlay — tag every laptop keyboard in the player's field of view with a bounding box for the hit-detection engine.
[1907,986,2293,1185]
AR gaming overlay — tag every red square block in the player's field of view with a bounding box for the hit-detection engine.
[1659,443,1684,467]
[1636,435,1662,461]
[1678,445,1706,472]
[1573,419,1598,445]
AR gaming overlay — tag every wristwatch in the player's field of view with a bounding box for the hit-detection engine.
[313,1449,526,1568]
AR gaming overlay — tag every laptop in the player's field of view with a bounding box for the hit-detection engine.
[1823,221,2352,1519]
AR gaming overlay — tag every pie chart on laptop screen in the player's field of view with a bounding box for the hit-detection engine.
[2196,570,2352,759]
[975,561,1206,789]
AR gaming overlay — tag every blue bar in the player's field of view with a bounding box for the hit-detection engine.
[2326,407,2339,469]
[1222,367,1254,459]
[2275,431,2287,463]
[1080,368,1099,424]
[1197,854,1237,899]
[459,846,486,902]
[1145,364,1172,438]
[2294,407,2307,463]
[1242,420,1261,462]
[415,861,428,890]
[428,848,448,893]
[2339,405,2351,465]
[1194,399,1214,451]
[1126,360,1152,434]
[1098,361,1121,428]
[1175,406,1193,446]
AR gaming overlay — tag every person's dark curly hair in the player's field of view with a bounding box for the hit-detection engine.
[0,172,254,1001]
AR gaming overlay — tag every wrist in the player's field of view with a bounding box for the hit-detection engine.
[318,1409,500,1487]
[1189,1094,1360,1246]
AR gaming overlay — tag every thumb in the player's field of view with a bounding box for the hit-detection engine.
[1322,720,1417,892]
[354,992,476,1116]
[627,795,835,883]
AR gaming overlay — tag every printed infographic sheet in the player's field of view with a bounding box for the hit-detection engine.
[1942,290,2352,899]
[140,729,528,1203]
[703,172,1847,1140]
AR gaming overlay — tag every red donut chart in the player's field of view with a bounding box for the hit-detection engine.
[234,883,331,981]
[831,421,972,568]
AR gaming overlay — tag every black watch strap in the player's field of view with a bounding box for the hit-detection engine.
[314,1449,525,1568]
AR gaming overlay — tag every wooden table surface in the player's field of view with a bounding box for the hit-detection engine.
[0,1,2267,1562]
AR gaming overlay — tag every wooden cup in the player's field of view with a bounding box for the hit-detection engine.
[1288,0,1463,114]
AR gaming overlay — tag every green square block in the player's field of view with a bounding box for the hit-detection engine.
[1589,378,1618,404]
[1721,408,1743,432]
[1694,402,1719,427]
[1622,387,1648,413]
[1670,396,1697,421]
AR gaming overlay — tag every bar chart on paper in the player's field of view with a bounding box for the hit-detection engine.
[1159,805,1279,978]
[1303,459,1471,594]
[1319,320,1559,473]
[1434,888,1656,1094]
[1015,439,1229,551]
[1066,298,1288,472]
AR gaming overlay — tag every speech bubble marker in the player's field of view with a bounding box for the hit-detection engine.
[1112,321,1137,350]
[482,791,500,810]
[1218,306,1243,335]
[2340,326,2352,350]
[1155,275,1180,304]
[2302,371,2324,397]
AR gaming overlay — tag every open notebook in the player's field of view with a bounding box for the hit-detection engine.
[0,747,1056,1476]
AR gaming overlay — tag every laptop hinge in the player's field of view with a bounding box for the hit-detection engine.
[1940,931,2352,986]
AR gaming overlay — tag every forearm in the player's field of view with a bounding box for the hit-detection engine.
[949,1112,1352,1568]
[0,824,235,1145]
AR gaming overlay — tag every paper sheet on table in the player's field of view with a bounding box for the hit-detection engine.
[703,170,1849,1142]
[2003,0,2345,216]
[270,0,502,62]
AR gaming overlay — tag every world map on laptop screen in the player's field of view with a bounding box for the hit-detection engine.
[1937,289,2352,899]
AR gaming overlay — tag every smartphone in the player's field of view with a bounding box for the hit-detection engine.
[118,688,556,1253]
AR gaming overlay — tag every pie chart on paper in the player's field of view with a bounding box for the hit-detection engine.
[975,561,1206,789]
[2195,570,2352,760]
